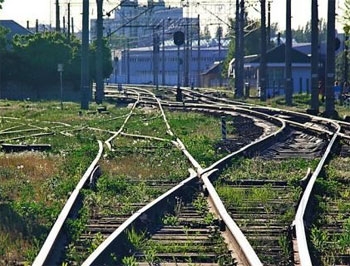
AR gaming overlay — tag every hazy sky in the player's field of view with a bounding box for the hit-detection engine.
[0,0,346,32]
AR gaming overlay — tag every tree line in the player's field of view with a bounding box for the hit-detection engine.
[0,28,112,91]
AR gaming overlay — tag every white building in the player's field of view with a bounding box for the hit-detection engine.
[111,39,229,87]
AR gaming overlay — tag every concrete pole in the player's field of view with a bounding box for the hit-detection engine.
[285,0,293,106]
[325,0,336,117]
[260,0,267,101]
[235,0,240,96]
[67,3,71,40]
[197,14,201,87]
[310,0,319,113]
[95,0,104,104]
[238,0,245,95]
[56,0,60,32]
[81,0,90,110]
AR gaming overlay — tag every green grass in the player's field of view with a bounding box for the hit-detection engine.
[0,99,230,264]
[0,93,339,264]
[310,157,350,265]
[219,157,319,182]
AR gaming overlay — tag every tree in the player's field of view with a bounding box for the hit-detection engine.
[0,25,7,53]
[338,0,350,83]
[221,18,236,79]
[10,31,112,90]
[201,25,211,40]
[0,0,3,9]
[290,18,327,43]
[344,0,350,34]
[222,15,279,85]
[12,32,77,87]
[0,26,20,84]
[89,38,113,82]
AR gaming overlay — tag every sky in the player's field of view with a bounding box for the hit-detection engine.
[0,0,346,33]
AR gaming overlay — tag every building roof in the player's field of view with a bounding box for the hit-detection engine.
[250,43,310,64]
[0,20,32,40]
[201,61,222,75]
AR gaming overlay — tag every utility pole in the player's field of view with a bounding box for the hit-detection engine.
[56,0,60,32]
[235,0,240,97]
[344,32,349,84]
[162,19,165,85]
[267,1,271,49]
[238,0,245,95]
[184,1,190,87]
[197,14,201,87]
[67,3,71,40]
[95,0,104,104]
[285,0,293,106]
[81,0,90,110]
[71,17,74,35]
[325,0,336,117]
[153,32,160,90]
[63,16,66,33]
[218,25,222,87]
[310,0,319,113]
[260,0,267,101]
[127,39,130,84]
[235,0,244,97]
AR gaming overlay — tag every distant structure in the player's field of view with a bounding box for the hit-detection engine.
[0,20,32,41]
[90,0,197,47]
[113,39,229,87]
[89,0,227,87]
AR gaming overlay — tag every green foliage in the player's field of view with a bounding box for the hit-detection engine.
[87,232,105,254]
[67,209,89,241]
[278,235,291,260]
[193,194,208,214]
[343,0,350,35]
[122,256,138,266]
[96,175,129,196]
[311,226,329,255]
[162,214,179,226]
[12,32,78,86]
[89,38,113,80]
[4,31,112,90]
[202,25,211,39]
[337,218,350,253]
[221,157,317,181]
[126,227,147,251]
[0,25,8,52]
[291,18,327,43]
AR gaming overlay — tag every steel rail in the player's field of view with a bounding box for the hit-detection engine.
[81,99,286,266]
[0,132,54,143]
[110,86,176,138]
[293,122,340,266]
[104,89,140,150]
[32,140,104,266]
[159,97,341,266]
[120,132,172,142]
[180,87,342,132]
[90,87,337,265]
[82,170,199,266]
[172,97,336,137]
[201,169,263,266]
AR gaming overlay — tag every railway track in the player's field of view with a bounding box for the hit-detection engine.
[217,179,296,265]
[62,178,183,265]
[128,191,236,266]
[305,131,350,266]
[2,85,348,266]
